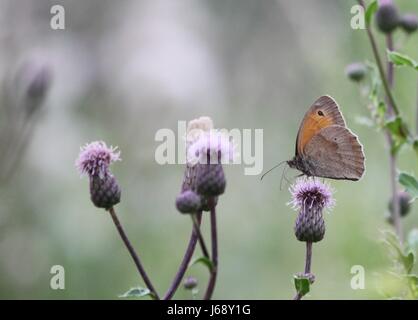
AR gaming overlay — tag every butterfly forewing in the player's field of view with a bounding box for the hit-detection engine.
[296,95,346,156]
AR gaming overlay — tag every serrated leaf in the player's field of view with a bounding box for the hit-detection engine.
[119,287,153,299]
[365,0,377,26]
[387,51,418,70]
[190,256,214,272]
[399,172,418,201]
[294,275,310,297]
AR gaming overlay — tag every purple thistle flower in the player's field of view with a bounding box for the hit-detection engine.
[76,141,121,179]
[289,178,335,212]
[187,130,236,165]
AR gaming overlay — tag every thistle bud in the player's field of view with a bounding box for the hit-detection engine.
[26,65,51,101]
[375,3,399,34]
[183,276,198,290]
[76,141,122,210]
[387,191,412,224]
[90,173,121,209]
[195,164,226,197]
[294,206,325,242]
[176,190,202,214]
[289,178,335,243]
[399,14,418,34]
[18,61,52,115]
[345,62,367,82]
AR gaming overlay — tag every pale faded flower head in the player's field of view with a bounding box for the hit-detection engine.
[187,130,236,165]
[289,178,335,212]
[76,141,121,179]
[186,116,214,146]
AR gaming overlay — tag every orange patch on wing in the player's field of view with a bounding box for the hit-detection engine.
[297,113,335,155]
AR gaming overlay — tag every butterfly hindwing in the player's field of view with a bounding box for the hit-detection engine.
[303,125,365,180]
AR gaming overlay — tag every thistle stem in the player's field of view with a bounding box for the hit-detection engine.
[386,34,394,91]
[304,242,312,274]
[203,199,218,300]
[163,212,202,300]
[357,0,399,116]
[293,242,313,300]
[191,214,210,259]
[385,32,403,243]
[416,77,418,135]
[357,0,403,243]
[108,207,160,300]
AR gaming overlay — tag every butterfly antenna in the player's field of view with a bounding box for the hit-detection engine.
[260,161,287,181]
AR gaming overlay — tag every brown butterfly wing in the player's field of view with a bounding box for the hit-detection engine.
[303,125,365,180]
[296,95,346,156]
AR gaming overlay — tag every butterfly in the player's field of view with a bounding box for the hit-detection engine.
[287,95,365,181]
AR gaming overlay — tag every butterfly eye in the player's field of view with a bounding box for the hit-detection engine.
[317,110,324,116]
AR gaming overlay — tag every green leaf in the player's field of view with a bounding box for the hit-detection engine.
[403,252,415,274]
[190,256,214,272]
[387,51,418,70]
[406,275,418,298]
[375,271,406,299]
[365,0,378,26]
[294,275,310,297]
[413,140,418,158]
[385,117,406,137]
[382,230,414,273]
[384,117,408,154]
[119,287,154,299]
[377,102,386,119]
[399,172,418,201]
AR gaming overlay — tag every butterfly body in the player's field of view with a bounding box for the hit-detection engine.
[287,96,365,181]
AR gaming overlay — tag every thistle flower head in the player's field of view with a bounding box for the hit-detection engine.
[345,62,367,82]
[289,178,335,212]
[387,191,412,224]
[375,2,399,34]
[399,13,418,34]
[183,276,198,290]
[76,141,121,179]
[176,190,202,214]
[186,116,214,145]
[187,130,236,165]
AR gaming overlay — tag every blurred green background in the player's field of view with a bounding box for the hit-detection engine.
[0,0,418,299]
